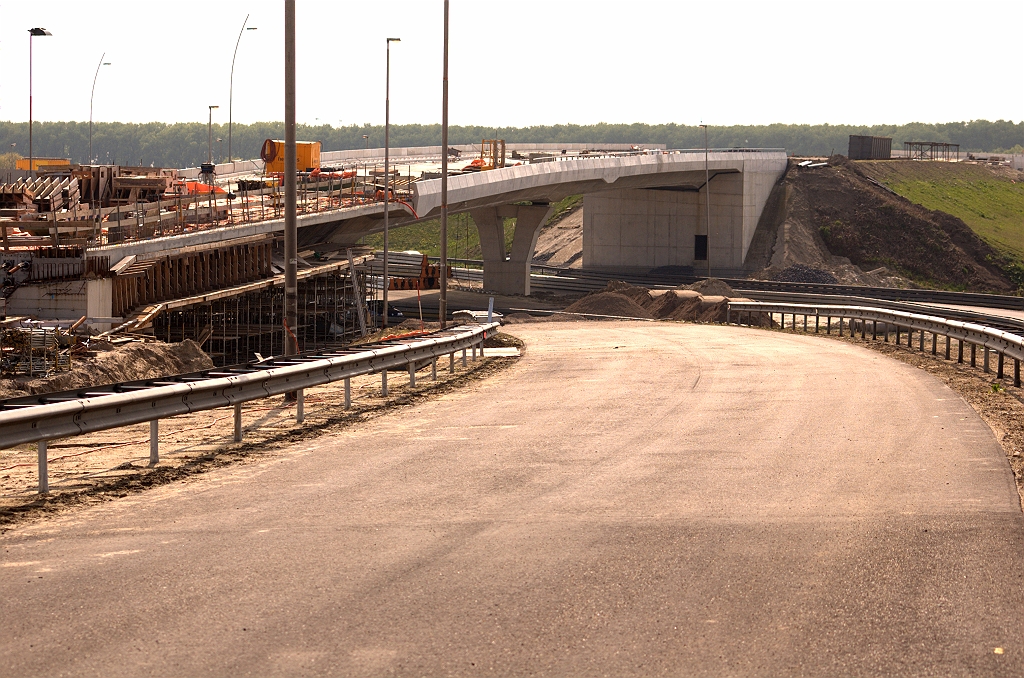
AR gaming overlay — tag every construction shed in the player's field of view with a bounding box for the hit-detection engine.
[848,135,892,160]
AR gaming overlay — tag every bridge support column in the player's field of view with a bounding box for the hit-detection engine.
[470,204,554,296]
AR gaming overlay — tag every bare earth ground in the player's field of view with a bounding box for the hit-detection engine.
[0,339,521,530]
[532,205,582,268]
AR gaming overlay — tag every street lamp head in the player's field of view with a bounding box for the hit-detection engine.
[246,27,258,31]
[28,27,52,37]
[387,37,401,43]
[103,62,111,66]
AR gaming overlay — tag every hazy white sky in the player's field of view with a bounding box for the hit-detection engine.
[0,0,1020,128]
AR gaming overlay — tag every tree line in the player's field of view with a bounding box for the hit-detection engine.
[0,119,1019,169]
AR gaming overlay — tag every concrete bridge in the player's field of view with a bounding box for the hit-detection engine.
[78,148,786,324]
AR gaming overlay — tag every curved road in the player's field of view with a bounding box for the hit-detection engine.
[2,322,1022,676]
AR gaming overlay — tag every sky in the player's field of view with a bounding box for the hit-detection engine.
[0,0,1020,128]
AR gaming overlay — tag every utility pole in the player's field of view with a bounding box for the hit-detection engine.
[284,0,298,356]
[701,123,711,279]
[439,0,449,329]
[382,37,400,327]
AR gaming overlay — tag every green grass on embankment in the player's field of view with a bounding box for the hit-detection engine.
[359,194,582,260]
[858,161,1024,267]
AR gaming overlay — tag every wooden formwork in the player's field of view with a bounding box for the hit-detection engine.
[106,238,274,319]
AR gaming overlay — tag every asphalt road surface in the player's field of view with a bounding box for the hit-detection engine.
[2,322,1022,677]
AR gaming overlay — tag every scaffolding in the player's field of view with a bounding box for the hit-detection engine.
[903,141,960,162]
[151,268,378,367]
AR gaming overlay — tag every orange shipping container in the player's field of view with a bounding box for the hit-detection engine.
[260,139,321,173]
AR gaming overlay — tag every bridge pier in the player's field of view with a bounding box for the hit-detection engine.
[471,203,554,296]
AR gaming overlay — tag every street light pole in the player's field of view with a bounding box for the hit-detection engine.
[382,37,400,328]
[439,0,449,329]
[89,54,110,163]
[229,15,257,162]
[700,123,711,279]
[28,28,52,178]
[208,105,219,164]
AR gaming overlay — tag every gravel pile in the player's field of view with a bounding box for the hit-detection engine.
[768,264,839,284]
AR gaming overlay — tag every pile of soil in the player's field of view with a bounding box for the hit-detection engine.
[0,339,213,400]
[745,157,1016,291]
[685,278,737,297]
[555,281,768,326]
[768,264,839,284]
[563,291,653,318]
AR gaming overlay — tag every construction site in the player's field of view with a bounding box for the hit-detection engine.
[0,139,668,379]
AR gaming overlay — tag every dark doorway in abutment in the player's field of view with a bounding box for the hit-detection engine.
[694,234,708,261]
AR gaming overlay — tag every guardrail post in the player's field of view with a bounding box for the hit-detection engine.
[38,440,48,494]
[409,361,416,387]
[449,352,455,373]
[884,323,889,343]
[296,389,304,423]
[945,335,951,360]
[931,332,937,355]
[919,330,925,352]
[462,348,467,367]
[480,339,485,358]
[983,346,990,373]
[431,358,437,380]
[149,420,159,465]
[970,343,976,368]
[872,320,877,340]
[957,339,963,363]
[1015,359,1021,388]
[998,353,1004,379]
[827,316,831,335]
[382,371,388,397]
[907,328,913,348]
[344,377,351,409]
[895,325,900,344]
[233,403,242,442]
[815,314,819,333]
[860,319,866,340]
[803,314,808,332]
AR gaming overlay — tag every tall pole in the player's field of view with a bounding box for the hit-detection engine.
[89,54,109,164]
[28,28,52,178]
[208,106,214,163]
[702,124,711,279]
[229,15,256,162]
[284,0,298,355]
[28,34,34,178]
[439,0,449,329]
[383,38,400,327]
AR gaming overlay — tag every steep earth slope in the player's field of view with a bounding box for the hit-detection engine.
[744,158,1018,292]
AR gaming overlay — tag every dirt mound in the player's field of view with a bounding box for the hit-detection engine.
[744,158,1016,291]
[564,292,653,318]
[768,264,839,284]
[0,339,214,399]
[684,278,737,297]
[558,280,766,326]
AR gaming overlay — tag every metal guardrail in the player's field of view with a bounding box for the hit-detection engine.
[1,322,499,493]
[726,301,1023,386]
